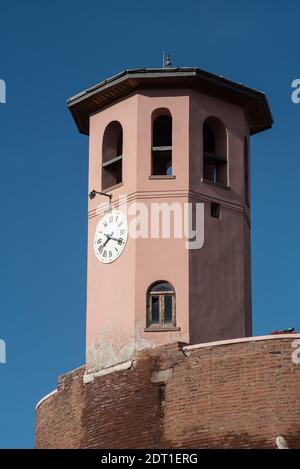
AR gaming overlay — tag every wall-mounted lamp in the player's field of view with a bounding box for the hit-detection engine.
[89,190,112,203]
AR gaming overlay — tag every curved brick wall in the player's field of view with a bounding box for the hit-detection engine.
[35,336,300,449]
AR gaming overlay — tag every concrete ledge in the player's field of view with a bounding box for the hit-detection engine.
[183,334,300,353]
[35,389,57,412]
[83,360,133,384]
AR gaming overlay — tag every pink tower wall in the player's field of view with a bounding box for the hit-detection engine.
[86,91,191,375]
[188,91,252,343]
[86,88,251,376]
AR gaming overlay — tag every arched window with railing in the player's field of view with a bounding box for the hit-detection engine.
[102,121,123,190]
[151,110,172,176]
[147,281,176,328]
[203,117,227,186]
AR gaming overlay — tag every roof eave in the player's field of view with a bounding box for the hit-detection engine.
[68,68,273,136]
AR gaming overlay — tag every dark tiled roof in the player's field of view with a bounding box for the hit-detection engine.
[68,67,273,136]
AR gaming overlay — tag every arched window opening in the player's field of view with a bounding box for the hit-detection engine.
[147,281,176,328]
[203,117,227,186]
[152,112,172,176]
[244,137,250,206]
[102,121,123,190]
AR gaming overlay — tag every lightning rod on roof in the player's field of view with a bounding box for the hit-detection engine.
[164,53,172,68]
[163,52,172,68]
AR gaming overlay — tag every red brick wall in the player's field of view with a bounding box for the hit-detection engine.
[35,337,300,449]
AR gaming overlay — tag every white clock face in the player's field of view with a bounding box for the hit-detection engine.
[94,210,128,264]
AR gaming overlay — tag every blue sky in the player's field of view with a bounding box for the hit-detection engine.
[0,0,299,448]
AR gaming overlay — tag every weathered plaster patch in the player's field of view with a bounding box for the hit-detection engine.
[134,319,154,351]
[135,319,189,351]
[86,329,135,374]
[86,321,189,377]
[171,331,189,343]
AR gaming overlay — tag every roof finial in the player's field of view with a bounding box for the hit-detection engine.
[164,54,172,68]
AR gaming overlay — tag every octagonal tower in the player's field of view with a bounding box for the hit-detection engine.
[68,67,273,378]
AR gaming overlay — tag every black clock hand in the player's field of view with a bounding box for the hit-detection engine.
[103,232,114,247]
[109,236,124,243]
[102,237,110,248]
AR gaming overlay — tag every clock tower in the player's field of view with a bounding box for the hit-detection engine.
[68,67,273,379]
